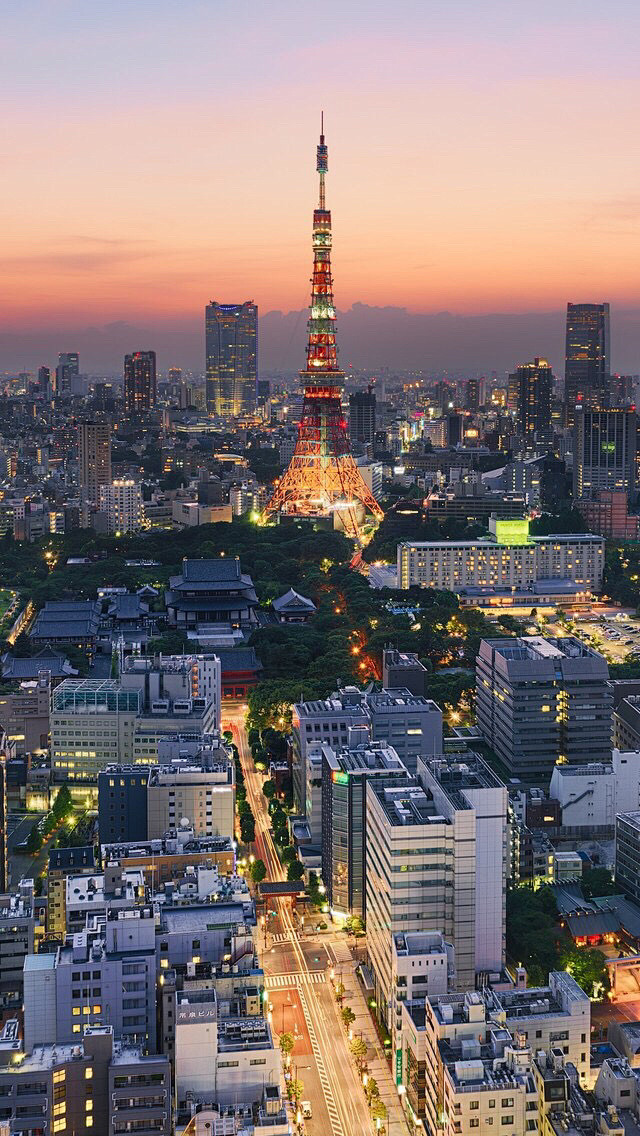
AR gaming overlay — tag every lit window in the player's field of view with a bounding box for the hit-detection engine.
[85,1068,93,1079]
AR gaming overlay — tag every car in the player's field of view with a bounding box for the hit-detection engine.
[13,839,29,851]
[301,1102,312,1119]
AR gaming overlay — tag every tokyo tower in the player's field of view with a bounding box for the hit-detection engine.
[264,119,383,534]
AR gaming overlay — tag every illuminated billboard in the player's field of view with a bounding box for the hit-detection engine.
[493,519,531,546]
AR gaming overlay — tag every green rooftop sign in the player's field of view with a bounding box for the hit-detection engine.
[494,518,531,546]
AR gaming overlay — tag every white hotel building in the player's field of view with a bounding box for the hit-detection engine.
[397,521,604,598]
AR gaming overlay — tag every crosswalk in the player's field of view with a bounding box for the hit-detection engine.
[265,971,326,988]
[269,932,299,944]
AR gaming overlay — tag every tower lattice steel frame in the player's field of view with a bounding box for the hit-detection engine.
[264,120,383,533]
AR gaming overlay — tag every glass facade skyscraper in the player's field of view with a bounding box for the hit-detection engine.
[515,356,553,447]
[123,350,156,415]
[205,301,257,418]
[565,302,610,427]
[572,407,637,500]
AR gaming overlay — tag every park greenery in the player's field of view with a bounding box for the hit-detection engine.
[506,884,610,998]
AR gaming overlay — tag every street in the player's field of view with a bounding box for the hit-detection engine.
[223,703,411,1136]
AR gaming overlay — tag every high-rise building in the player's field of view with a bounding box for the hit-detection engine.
[168,366,182,384]
[565,302,610,427]
[349,386,376,444]
[476,636,612,781]
[264,123,382,532]
[205,301,257,417]
[99,479,145,533]
[78,420,112,505]
[465,377,481,411]
[55,351,79,393]
[124,350,156,415]
[37,365,50,395]
[514,356,553,446]
[573,407,637,500]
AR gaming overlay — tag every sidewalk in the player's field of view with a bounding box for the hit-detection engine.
[330,956,411,1136]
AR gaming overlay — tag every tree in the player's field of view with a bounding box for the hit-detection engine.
[349,1036,368,1070]
[249,859,267,884]
[370,1098,387,1124]
[334,980,345,1005]
[581,867,618,900]
[345,915,365,937]
[26,823,42,855]
[240,813,255,843]
[279,1032,294,1060]
[281,846,297,865]
[287,1078,304,1104]
[287,860,304,882]
[52,783,72,820]
[341,1006,356,1029]
[263,780,276,800]
[562,947,610,999]
[365,1076,380,1104]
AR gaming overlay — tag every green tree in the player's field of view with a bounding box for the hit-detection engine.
[370,1097,387,1124]
[349,1036,368,1070]
[287,1078,304,1104]
[341,1006,356,1029]
[26,823,42,855]
[334,980,345,1005]
[249,859,267,884]
[263,780,276,800]
[52,783,72,820]
[581,868,618,900]
[279,1032,294,1060]
[562,947,610,999]
[287,860,304,882]
[365,1076,380,1104]
[240,813,255,843]
[281,846,297,865]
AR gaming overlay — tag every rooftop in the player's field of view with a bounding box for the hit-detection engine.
[370,780,447,828]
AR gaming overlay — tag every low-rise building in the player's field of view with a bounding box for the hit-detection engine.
[0,673,50,755]
[0,1023,171,1136]
[147,760,235,841]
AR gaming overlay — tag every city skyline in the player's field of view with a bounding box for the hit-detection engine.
[2,1,640,370]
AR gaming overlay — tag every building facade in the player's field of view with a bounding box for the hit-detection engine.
[123,350,157,415]
[573,408,637,500]
[99,479,145,534]
[476,636,612,781]
[565,301,610,427]
[205,301,257,418]
[78,421,112,506]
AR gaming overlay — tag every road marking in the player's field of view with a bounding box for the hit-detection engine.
[265,972,326,988]
[269,932,300,944]
[297,983,341,1136]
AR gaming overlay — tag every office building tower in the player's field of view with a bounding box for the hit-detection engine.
[78,420,112,506]
[37,365,50,394]
[55,351,79,393]
[382,648,428,696]
[573,407,637,500]
[124,350,156,415]
[615,812,640,904]
[291,685,442,811]
[0,750,6,894]
[476,636,612,781]
[168,366,182,384]
[99,478,145,533]
[98,765,150,844]
[257,377,271,406]
[349,386,376,444]
[465,377,481,411]
[515,357,553,446]
[205,301,257,417]
[565,302,610,427]
[321,741,408,918]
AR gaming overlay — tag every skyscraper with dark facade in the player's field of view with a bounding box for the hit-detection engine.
[515,357,553,447]
[123,350,156,415]
[55,352,79,394]
[205,301,257,418]
[573,407,637,500]
[349,386,376,444]
[565,302,610,427]
[78,420,112,505]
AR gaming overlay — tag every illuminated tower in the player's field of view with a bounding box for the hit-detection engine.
[265,120,383,534]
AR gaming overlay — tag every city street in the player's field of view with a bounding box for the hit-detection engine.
[223,703,411,1136]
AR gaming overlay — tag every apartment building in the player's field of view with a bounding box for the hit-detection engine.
[24,908,158,1053]
[0,1023,171,1136]
[476,636,612,781]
